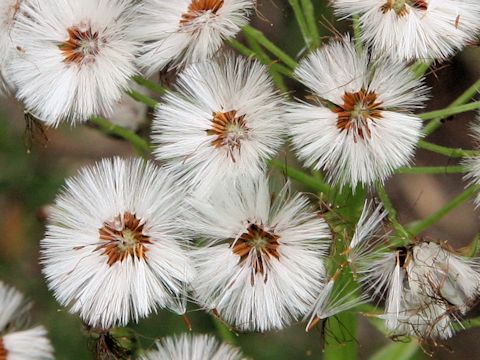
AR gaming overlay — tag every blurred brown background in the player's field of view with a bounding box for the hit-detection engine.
[0,0,479,359]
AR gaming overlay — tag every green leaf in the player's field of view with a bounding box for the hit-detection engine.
[369,340,419,360]
[324,312,358,360]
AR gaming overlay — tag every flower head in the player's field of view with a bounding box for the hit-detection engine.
[187,178,331,332]
[8,0,138,125]
[333,0,480,61]
[141,334,246,360]
[0,282,54,360]
[287,37,427,188]
[152,54,285,195]
[361,241,480,339]
[41,158,194,328]
[132,0,255,74]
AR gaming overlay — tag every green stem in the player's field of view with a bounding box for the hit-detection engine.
[423,79,480,136]
[126,90,158,108]
[408,186,480,235]
[375,183,410,241]
[352,15,363,52]
[300,0,320,48]
[289,0,312,48]
[410,60,432,78]
[226,39,293,78]
[269,159,332,197]
[395,165,466,175]
[211,316,237,346]
[242,26,298,69]
[418,140,480,158]
[418,101,480,121]
[244,32,289,93]
[89,116,151,157]
[132,75,167,95]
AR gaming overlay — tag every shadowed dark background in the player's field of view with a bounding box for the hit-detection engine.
[0,1,479,359]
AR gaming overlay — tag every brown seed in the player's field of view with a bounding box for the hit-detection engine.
[180,0,224,26]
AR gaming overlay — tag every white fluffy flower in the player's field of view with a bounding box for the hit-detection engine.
[361,242,480,339]
[1,327,54,360]
[8,0,138,126]
[463,114,480,206]
[333,0,480,61]
[41,158,194,329]
[287,38,427,188]
[141,334,246,360]
[131,0,255,74]
[0,0,22,94]
[188,178,331,332]
[152,55,285,195]
[0,282,54,360]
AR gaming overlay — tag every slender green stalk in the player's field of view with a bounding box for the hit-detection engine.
[89,116,151,157]
[269,159,331,197]
[375,183,410,240]
[244,32,289,93]
[211,316,237,345]
[126,90,158,108]
[289,0,312,48]
[410,60,432,78]
[226,39,293,78]
[132,75,167,95]
[418,140,479,158]
[352,15,363,52]
[395,165,466,175]
[242,26,298,69]
[418,101,480,121]
[423,79,480,136]
[408,186,480,235]
[300,0,320,48]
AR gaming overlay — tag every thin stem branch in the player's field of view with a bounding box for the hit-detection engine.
[126,90,158,108]
[375,183,411,240]
[410,60,432,78]
[408,186,480,235]
[211,316,237,346]
[423,79,480,136]
[418,140,480,158]
[289,0,312,48]
[226,39,293,77]
[301,0,320,48]
[89,116,151,157]
[352,14,363,52]
[132,75,167,95]
[269,159,331,196]
[242,26,298,69]
[418,101,480,121]
[395,165,466,175]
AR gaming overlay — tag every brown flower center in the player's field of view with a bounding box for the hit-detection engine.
[59,25,100,64]
[381,0,428,16]
[97,212,151,266]
[231,223,280,284]
[0,338,6,360]
[180,0,224,26]
[333,90,383,141]
[207,110,249,161]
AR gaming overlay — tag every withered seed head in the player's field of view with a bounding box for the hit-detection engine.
[333,90,383,141]
[59,25,100,64]
[381,0,428,17]
[231,223,280,278]
[180,0,225,26]
[97,212,151,267]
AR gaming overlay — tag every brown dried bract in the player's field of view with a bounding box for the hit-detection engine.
[231,223,280,281]
[333,90,383,141]
[97,212,151,266]
[0,338,6,360]
[59,26,100,64]
[180,0,224,25]
[208,110,249,160]
[381,0,428,17]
